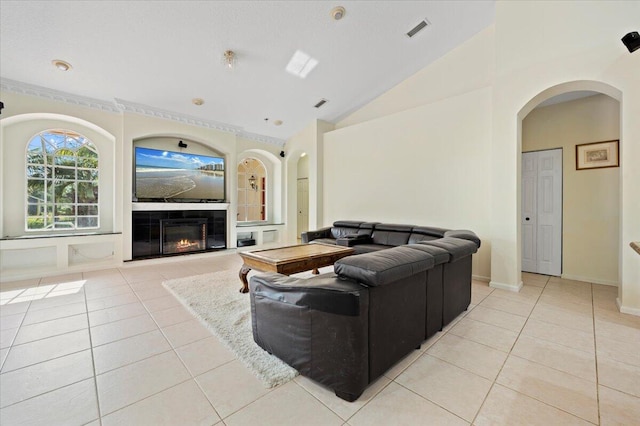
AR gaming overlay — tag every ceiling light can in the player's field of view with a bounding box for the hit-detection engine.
[331,6,346,20]
[52,59,72,71]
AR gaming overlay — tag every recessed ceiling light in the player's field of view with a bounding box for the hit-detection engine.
[192,98,204,106]
[52,59,72,71]
[285,50,318,79]
[273,120,283,126]
[330,6,346,21]
[300,153,307,158]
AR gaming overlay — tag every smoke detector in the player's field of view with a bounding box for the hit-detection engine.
[330,6,346,21]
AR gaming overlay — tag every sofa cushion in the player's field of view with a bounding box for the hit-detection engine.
[310,238,340,246]
[371,224,413,246]
[335,246,434,287]
[359,222,378,236]
[333,220,364,228]
[331,221,364,239]
[408,226,449,244]
[419,237,478,262]
[408,234,439,244]
[405,244,450,265]
[352,244,392,254]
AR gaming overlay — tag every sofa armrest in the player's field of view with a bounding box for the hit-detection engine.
[336,234,372,247]
[301,227,332,243]
[249,272,370,399]
[249,272,366,316]
[444,230,481,249]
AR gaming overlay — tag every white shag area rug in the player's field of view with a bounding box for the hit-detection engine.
[162,270,299,388]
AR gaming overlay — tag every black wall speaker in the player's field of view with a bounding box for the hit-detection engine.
[621,31,640,53]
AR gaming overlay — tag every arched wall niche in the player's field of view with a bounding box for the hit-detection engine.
[237,148,283,224]
[133,134,228,156]
[0,113,117,236]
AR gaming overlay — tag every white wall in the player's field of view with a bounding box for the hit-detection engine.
[321,1,640,312]
[523,94,620,285]
[323,26,495,280]
[491,1,640,312]
[325,87,492,280]
[297,155,309,179]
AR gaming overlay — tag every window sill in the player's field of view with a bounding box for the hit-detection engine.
[2,231,121,241]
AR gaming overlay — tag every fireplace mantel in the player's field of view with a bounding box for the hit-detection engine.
[132,202,229,211]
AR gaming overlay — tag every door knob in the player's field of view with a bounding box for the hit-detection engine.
[525,217,530,221]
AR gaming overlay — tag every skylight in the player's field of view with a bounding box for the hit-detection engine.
[285,50,318,79]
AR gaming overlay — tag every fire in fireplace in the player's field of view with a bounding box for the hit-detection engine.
[160,218,207,255]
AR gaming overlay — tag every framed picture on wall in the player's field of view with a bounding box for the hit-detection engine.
[576,140,619,170]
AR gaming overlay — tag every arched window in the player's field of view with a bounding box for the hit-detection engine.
[26,129,99,231]
[237,158,266,222]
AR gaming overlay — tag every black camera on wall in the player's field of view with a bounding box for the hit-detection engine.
[621,31,640,53]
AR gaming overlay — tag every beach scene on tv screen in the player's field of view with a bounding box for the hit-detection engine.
[135,147,224,200]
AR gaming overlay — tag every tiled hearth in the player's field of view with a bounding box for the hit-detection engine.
[0,254,638,425]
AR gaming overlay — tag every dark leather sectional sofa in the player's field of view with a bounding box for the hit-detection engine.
[301,220,480,253]
[249,220,480,402]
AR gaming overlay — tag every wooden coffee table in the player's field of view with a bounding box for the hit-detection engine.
[238,243,354,293]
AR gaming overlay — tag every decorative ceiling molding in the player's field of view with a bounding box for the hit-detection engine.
[1,77,121,113]
[1,78,285,147]
[113,98,244,134]
[237,131,286,147]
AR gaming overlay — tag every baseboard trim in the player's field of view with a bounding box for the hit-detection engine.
[489,280,523,292]
[617,298,640,317]
[562,274,618,287]
[472,275,490,283]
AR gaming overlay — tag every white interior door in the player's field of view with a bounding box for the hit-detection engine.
[521,149,562,276]
[297,178,309,238]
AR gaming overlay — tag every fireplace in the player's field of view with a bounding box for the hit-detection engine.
[132,210,226,259]
[160,218,207,255]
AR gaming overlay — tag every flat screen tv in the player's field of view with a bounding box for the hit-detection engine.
[134,147,225,202]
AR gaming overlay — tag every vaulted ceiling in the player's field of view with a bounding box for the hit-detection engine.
[0,1,495,144]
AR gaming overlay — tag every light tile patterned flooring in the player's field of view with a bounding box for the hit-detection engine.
[1,253,639,425]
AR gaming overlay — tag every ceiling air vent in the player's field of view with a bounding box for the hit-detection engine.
[314,99,328,108]
[406,19,429,38]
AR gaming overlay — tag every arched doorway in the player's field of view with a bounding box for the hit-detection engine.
[517,81,622,291]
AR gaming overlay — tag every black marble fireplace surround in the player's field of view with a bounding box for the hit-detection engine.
[132,210,226,259]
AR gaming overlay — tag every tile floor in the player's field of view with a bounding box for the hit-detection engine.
[1,253,639,425]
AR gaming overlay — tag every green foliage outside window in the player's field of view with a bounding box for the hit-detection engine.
[26,130,99,231]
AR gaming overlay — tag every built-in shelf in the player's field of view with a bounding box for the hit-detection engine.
[0,233,123,281]
[236,223,285,246]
